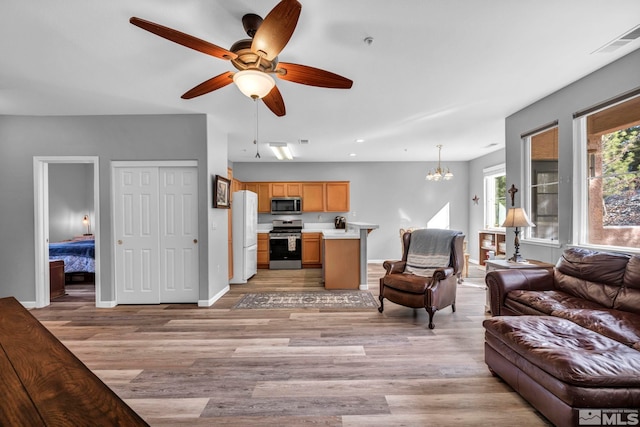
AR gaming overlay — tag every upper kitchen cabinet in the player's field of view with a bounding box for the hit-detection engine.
[325,182,350,212]
[271,182,302,198]
[240,180,350,213]
[302,183,325,212]
[244,182,271,213]
[302,182,350,212]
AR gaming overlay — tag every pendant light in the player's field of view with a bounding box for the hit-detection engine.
[425,144,454,181]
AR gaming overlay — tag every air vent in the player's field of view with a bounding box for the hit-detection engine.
[298,139,310,145]
[593,24,640,53]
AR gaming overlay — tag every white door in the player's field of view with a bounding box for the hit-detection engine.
[114,167,161,304]
[114,164,199,304]
[159,167,199,303]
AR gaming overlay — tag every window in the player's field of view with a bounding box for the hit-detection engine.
[574,94,640,250]
[523,124,559,242]
[484,164,506,229]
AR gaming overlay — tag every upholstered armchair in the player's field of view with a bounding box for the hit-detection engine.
[379,229,465,329]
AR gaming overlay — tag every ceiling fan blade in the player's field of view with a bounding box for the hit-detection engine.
[276,63,353,89]
[262,85,286,117]
[251,0,301,61]
[130,17,237,61]
[181,71,234,99]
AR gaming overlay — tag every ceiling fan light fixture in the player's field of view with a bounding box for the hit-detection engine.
[233,69,275,99]
[269,142,293,160]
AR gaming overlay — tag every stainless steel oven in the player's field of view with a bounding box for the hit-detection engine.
[269,219,302,269]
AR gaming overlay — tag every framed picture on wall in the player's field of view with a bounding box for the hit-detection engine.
[213,175,231,209]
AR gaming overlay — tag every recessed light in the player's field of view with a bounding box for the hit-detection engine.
[349,153,357,157]
[355,139,365,143]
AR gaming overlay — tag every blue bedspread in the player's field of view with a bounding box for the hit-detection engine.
[49,240,95,273]
[49,240,95,258]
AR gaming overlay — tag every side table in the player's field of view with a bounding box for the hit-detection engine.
[484,259,555,313]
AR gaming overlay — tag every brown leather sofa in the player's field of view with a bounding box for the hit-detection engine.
[484,248,640,426]
[379,229,464,329]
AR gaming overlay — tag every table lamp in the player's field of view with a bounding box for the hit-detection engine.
[82,215,91,235]
[501,207,535,262]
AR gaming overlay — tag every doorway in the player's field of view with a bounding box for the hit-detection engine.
[33,156,100,308]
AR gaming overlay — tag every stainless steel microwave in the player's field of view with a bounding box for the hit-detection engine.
[271,197,302,215]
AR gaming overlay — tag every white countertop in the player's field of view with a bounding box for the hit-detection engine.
[321,229,360,240]
[256,221,378,236]
[347,222,380,230]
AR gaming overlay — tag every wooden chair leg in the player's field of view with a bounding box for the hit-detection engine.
[378,296,384,313]
[452,301,456,312]
[426,308,436,329]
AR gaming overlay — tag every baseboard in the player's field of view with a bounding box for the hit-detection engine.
[96,300,117,308]
[198,285,230,307]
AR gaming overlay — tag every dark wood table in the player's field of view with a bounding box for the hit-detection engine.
[0,296,148,426]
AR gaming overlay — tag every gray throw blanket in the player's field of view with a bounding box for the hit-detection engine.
[405,229,460,277]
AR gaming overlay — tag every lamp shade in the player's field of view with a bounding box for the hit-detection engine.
[233,70,275,99]
[501,207,535,228]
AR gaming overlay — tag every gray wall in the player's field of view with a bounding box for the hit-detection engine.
[505,48,640,263]
[49,163,94,242]
[232,161,471,261]
[0,114,217,303]
[468,149,506,262]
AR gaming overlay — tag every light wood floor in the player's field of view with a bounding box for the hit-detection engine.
[33,264,551,426]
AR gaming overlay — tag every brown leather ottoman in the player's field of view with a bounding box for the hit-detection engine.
[484,316,640,427]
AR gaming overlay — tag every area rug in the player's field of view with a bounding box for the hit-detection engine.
[233,291,379,309]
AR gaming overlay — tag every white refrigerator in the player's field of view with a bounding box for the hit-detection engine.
[230,190,258,284]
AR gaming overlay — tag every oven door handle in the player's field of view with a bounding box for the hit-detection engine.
[270,236,301,240]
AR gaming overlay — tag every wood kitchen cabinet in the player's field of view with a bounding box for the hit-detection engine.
[323,238,360,289]
[241,180,350,213]
[244,182,271,213]
[325,182,350,212]
[302,232,322,268]
[257,233,269,269]
[302,182,325,212]
[302,181,350,212]
[271,182,302,197]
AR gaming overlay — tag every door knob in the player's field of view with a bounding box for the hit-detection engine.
[193,239,198,244]
[118,240,123,245]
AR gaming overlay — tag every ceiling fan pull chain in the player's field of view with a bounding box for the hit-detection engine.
[254,99,261,159]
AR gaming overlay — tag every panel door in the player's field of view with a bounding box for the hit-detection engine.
[159,167,199,303]
[114,167,160,304]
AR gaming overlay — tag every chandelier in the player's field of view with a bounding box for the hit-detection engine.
[425,144,453,181]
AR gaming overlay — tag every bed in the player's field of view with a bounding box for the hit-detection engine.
[49,239,95,283]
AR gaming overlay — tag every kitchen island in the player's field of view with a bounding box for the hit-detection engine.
[255,221,380,290]
[322,229,360,289]
[322,222,379,290]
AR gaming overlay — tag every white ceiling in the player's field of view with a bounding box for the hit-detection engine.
[2,1,640,163]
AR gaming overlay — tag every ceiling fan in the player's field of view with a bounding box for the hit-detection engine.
[130,0,353,117]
